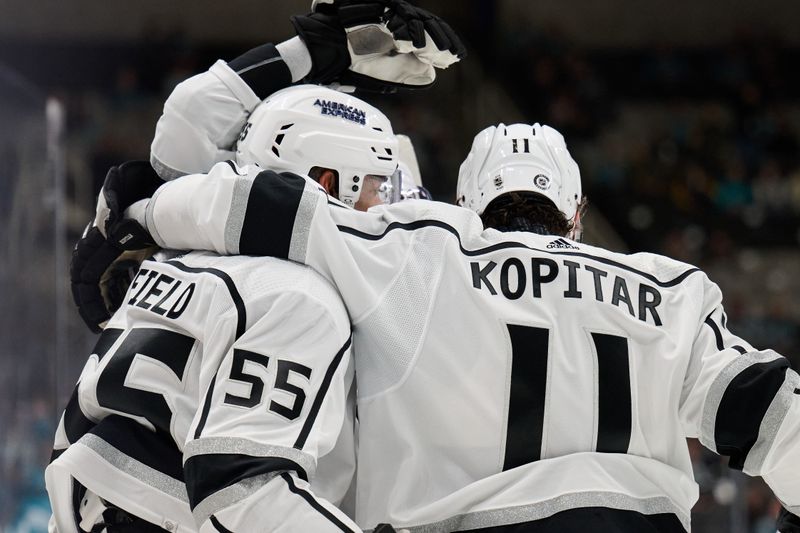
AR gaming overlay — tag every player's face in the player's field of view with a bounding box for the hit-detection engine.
[354,174,393,211]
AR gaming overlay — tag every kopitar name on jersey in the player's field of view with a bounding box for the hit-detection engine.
[313,98,367,125]
[470,255,663,326]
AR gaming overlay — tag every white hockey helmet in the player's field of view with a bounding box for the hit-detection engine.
[236,84,399,207]
[456,122,582,223]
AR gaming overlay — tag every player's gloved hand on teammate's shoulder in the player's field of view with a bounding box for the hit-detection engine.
[94,160,160,250]
[71,161,162,333]
[777,505,800,533]
[292,0,466,92]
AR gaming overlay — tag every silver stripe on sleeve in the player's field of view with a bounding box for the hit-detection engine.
[224,175,255,255]
[192,472,279,526]
[149,153,186,181]
[367,492,689,533]
[743,370,800,475]
[700,350,783,453]
[146,179,168,248]
[287,182,321,263]
[235,56,283,75]
[80,434,189,503]
[184,436,316,476]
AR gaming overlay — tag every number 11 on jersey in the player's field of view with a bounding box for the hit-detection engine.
[503,324,632,471]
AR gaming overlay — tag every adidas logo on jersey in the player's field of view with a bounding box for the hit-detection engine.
[547,238,578,249]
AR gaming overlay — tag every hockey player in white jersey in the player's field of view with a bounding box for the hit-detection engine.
[49,243,356,533]
[60,2,466,528]
[92,121,800,532]
[70,0,463,333]
[50,81,417,530]
[147,0,464,185]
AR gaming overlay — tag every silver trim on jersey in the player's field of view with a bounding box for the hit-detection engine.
[184,436,316,476]
[368,492,689,533]
[287,182,320,263]
[700,350,783,453]
[743,370,800,475]
[149,154,185,182]
[80,434,189,503]
[234,56,283,75]
[225,175,255,254]
[147,181,169,248]
[192,472,279,526]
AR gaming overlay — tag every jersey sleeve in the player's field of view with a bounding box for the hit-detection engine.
[46,357,100,533]
[50,357,101,459]
[49,326,127,461]
[150,43,293,180]
[183,287,359,532]
[146,164,427,321]
[679,273,800,513]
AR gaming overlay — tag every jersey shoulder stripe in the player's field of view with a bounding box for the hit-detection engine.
[335,218,700,288]
[714,356,790,469]
[163,259,247,338]
[240,170,307,260]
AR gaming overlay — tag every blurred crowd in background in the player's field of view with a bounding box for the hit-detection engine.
[1,4,799,531]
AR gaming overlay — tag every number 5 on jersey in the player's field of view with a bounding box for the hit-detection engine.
[223,349,313,421]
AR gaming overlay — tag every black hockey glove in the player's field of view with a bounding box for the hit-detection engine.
[71,223,125,333]
[71,223,158,333]
[292,0,466,92]
[95,161,161,250]
[289,7,349,84]
[71,161,162,333]
[778,505,800,533]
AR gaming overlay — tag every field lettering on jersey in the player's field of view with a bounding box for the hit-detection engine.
[127,268,196,319]
[470,257,663,326]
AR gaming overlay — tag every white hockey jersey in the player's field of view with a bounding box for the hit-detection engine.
[142,164,800,532]
[47,251,359,532]
[150,59,263,181]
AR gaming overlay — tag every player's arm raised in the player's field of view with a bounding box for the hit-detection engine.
[679,273,800,515]
[151,0,465,180]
